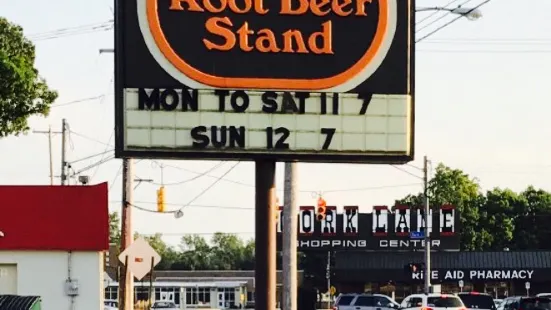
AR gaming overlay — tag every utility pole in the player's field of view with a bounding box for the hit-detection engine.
[99,47,134,310]
[423,155,431,293]
[61,119,68,185]
[283,162,298,310]
[33,125,61,185]
[119,158,134,310]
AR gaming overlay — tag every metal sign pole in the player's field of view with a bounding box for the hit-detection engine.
[255,160,277,310]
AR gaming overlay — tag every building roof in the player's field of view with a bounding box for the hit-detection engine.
[335,251,551,270]
[0,183,109,251]
[0,295,41,310]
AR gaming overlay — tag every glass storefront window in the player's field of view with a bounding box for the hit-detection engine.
[186,287,211,305]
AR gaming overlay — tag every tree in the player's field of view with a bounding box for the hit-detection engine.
[0,18,57,137]
[109,212,121,245]
[513,187,551,250]
[478,188,518,250]
[397,164,485,250]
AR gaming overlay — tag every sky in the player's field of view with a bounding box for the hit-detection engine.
[1,0,551,247]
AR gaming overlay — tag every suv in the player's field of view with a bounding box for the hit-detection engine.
[457,292,497,310]
[501,297,551,310]
[401,293,466,310]
[334,293,400,310]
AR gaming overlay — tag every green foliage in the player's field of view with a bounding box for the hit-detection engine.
[109,212,121,245]
[0,17,57,137]
[397,163,551,251]
[105,163,551,276]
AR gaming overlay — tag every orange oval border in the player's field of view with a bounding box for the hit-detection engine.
[146,0,388,90]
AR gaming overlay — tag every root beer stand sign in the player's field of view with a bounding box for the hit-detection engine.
[114,0,414,309]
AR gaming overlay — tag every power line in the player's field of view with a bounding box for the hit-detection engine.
[416,0,463,25]
[419,49,551,54]
[417,0,474,33]
[28,21,114,41]
[70,130,114,147]
[50,95,104,108]
[131,162,241,214]
[142,161,226,186]
[69,149,114,164]
[417,0,493,43]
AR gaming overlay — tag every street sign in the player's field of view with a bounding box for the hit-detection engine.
[330,286,336,295]
[525,281,530,289]
[410,231,425,239]
[118,237,162,280]
[458,280,464,288]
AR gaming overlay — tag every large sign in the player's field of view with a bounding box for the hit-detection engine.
[411,269,535,281]
[114,0,415,163]
[275,205,460,250]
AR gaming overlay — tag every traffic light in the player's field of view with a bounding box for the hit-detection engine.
[316,197,327,221]
[404,263,425,273]
[157,186,165,212]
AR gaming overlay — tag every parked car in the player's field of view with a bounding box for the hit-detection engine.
[457,292,497,310]
[537,294,551,298]
[104,300,118,310]
[400,293,466,310]
[151,301,179,310]
[494,299,504,308]
[500,296,551,310]
[334,293,400,310]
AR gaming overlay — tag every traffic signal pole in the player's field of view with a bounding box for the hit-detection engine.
[423,156,431,294]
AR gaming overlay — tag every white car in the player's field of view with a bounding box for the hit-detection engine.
[334,293,401,310]
[151,301,179,310]
[401,293,466,310]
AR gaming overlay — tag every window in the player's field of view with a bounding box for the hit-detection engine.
[374,296,393,307]
[458,294,496,310]
[186,287,211,305]
[105,287,118,301]
[224,288,235,306]
[355,296,376,307]
[135,287,151,301]
[337,296,356,306]
[407,297,423,308]
[427,297,464,308]
[520,298,551,310]
[247,292,255,302]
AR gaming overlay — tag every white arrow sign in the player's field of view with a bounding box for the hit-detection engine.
[118,237,162,280]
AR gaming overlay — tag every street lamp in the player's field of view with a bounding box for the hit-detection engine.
[416,6,483,21]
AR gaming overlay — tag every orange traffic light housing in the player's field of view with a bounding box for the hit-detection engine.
[316,197,327,221]
[157,186,165,212]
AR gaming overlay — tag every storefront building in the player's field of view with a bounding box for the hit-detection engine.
[0,184,109,310]
[276,205,551,300]
[334,251,551,299]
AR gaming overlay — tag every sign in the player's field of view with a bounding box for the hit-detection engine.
[411,269,535,281]
[525,281,530,289]
[410,231,424,239]
[276,205,460,250]
[458,280,464,288]
[330,286,337,295]
[114,0,415,163]
[118,237,162,280]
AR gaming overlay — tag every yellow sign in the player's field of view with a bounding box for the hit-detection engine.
[330,286,336,295]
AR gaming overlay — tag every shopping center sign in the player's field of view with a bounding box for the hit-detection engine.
[114,0,415,163]
[275,205,460,251]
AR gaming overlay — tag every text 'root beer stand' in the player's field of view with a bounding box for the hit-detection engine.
[114,0,414,309]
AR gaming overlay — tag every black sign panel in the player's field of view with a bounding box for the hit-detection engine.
[114,0,415,163]
[276,205,460,251]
